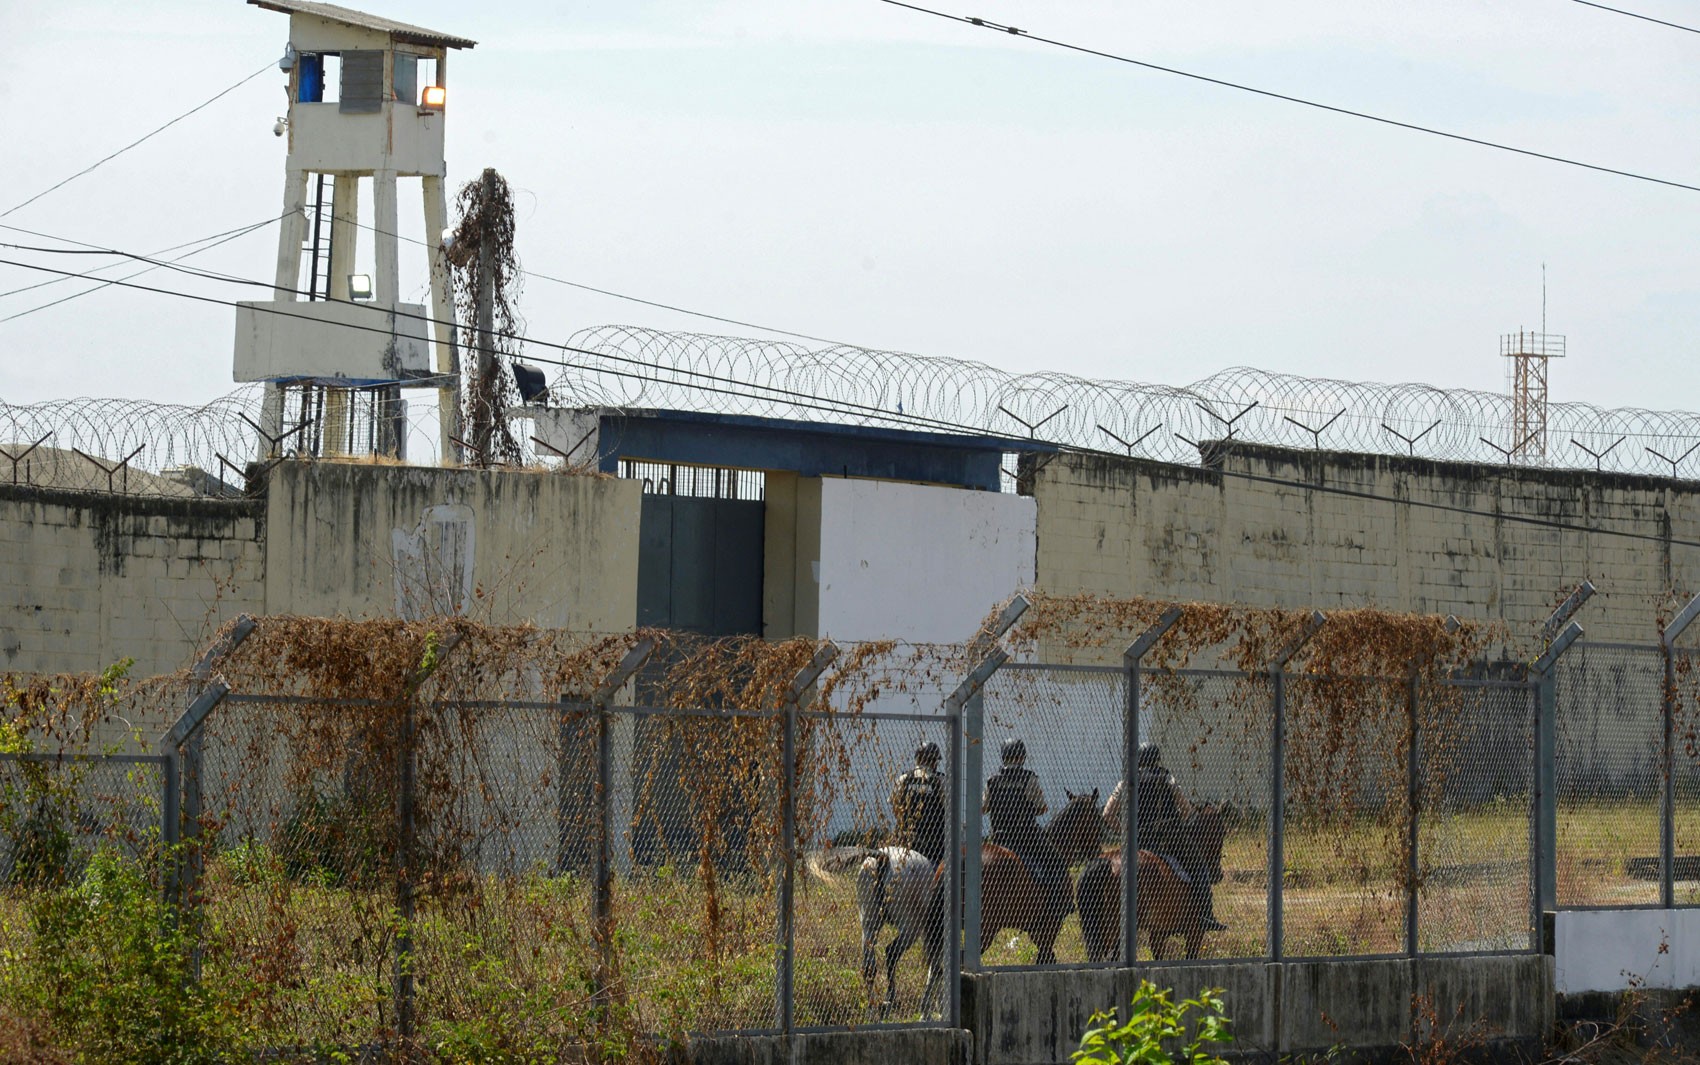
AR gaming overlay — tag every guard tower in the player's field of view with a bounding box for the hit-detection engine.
[238,0,474,459]
[1501,329,1564,463]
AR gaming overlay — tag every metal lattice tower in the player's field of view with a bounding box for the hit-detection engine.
[1501,329,1565,462]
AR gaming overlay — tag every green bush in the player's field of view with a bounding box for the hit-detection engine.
[1073,980,1233,1065]
[275,788,389,887]
[2,848,244,1065]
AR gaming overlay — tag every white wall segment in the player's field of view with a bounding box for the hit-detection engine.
[1554,909,1700,993]
[815,477,1034,643]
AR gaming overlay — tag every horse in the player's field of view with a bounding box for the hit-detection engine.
[978,789,1105,965]
[805,845,947,1018]
[1076,804,1228,962]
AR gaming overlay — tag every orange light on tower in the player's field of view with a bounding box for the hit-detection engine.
[421,84,446,110]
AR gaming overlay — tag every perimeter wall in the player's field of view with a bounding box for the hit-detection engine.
[0,462,642,715]
[1031,442,1700,650]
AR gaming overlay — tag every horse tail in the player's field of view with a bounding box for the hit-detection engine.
[1076,855,1120,964]
[805,845,881,881]
[870,847,897,918]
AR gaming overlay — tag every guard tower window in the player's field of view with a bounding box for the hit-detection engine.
[392,53,418,105]
[339,50,384,113]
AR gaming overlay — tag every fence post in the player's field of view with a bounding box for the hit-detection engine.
[1660,594,1700,909]
[1121,607,1183,965]
[948,594,1029,974]
[170,615,256,908]
[1406,671,1421,956]
[776,642,839,1035]
[393,631,463,1047]
[1534,583,1593,916]
[1268,611,1325,964]
[159,679,234,911]
[1531,619,1584,935]
[947,693,964,1026]
[584,637,657,1011]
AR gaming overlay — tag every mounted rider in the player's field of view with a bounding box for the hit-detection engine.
[891,740,948,864]
[1103,743,1226,932]
[983,738,1071,918]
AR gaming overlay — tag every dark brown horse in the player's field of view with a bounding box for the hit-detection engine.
[979,789,1106,964]
[1076,804,1228,961]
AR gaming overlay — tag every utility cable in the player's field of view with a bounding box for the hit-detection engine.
[344,215,863,348]
[873,0,1700,195]
[0,252,986,440]
[4,253,1700,552]
[1571,0,1700,35]
[0,216,282,323]
[0,216,285,301]
[2,60,277,220]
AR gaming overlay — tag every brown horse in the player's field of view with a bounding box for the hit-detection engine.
[1076,804,1228,962]
[978,789,1106,964]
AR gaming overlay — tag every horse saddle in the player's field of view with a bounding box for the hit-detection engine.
[1155,852,1192,884]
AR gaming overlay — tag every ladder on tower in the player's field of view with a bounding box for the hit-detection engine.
[305,173,334,301]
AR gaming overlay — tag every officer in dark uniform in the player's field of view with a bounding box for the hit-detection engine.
[1103,743,1225,932]
[983,738,1070,918]
[891,740,947,864]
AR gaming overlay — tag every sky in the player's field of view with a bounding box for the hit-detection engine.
[2,0,1699,416]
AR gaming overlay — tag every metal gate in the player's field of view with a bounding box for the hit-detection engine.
[637,493,764,636]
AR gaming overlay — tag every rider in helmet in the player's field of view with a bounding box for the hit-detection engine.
[891,740,948,864]
[1103,743,1226,932]
[983,738,1070,919]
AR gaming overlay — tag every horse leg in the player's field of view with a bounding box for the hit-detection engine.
[919,944,943,1019]
[1185,929,1204,960]
[861,929,879,1009]
[1035,935,1058,966]
[884,926,918,1015]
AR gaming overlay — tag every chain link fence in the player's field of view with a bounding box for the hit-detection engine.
[0,752,174,968]
[1554,643,1665,907]
[29,623,1700,1052]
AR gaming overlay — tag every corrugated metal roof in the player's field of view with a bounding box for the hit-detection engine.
[248,0,476,50]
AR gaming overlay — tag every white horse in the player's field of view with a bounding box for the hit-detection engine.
[805,845,946,1018]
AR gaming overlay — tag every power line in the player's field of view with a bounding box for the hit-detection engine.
[873,0,1700,195]
[1571,0,1700,35]
[5,252,1700,552]
[344,216,863,348]
[2,60,276,220]
[0,216,283,324]
[0,216,284,301]
[0,252,984,439]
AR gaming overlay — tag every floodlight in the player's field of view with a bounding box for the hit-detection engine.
[512,362,548,405]
[348,274,373,301]
[421,85,446,110]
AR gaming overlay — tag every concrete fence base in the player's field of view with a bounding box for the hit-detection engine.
[676,1027,973,1065]
[675,955,1552,1065]
[964,955,1554,1065]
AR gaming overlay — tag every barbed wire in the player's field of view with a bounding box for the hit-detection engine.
[6,326,1700,498]
[553,326,1700,478]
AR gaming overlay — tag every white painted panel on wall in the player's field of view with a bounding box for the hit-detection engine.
[1554,909,1700,992]
[392,503,476,619]
[816,478,1035,644]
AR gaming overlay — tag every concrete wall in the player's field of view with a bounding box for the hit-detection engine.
[816,478,1035,643]
[1034,444,1700,649]
[0,462,642,684]
[1555,909,1700,993]
[263,461,641,632]
[0,484,265,680]
[678,1029,971,1065]
[763,472,822,640]
[967,955,1553,1064]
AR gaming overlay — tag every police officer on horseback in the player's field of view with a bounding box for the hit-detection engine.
[983,738,1071,918]
[1103,743,1226,932]
[891,740,948,864]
